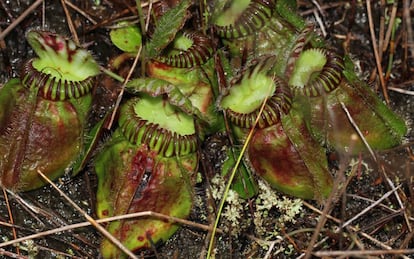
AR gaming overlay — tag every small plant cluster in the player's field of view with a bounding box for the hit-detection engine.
[0,0,408,257]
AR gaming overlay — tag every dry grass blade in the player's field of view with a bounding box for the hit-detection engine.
[1,188,19,256]
[60,0,79,44]
[302,152,351,259]
[388,87,414,95]
[340,101,377,161]
[403,0,414,61]
[381,167,412,232]
[106,45,142,129]
[64,0,98,25]
[303,200,395,251]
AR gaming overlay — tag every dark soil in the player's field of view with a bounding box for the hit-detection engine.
[0,1,413,258]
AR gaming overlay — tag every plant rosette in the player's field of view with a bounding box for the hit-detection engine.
[95,80,199,257]
[211,0,320,75]
[219,56,333,200]
[0,30,99,191]
[213,0,406,155]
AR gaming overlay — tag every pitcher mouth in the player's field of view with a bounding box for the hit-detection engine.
[119,96,198,157]
[219,56,292,129]
[223,78,292,129]
[288,48,344,97]
[213,0,275,39]
[155,31,214,68]
[21,60,94,101]
[21,30,100,101]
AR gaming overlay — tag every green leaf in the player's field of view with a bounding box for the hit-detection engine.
[222,147,258,199]
[0,79,20,126]
[145,0,191,58]
[110,23,142,53]
[71,113,110,175]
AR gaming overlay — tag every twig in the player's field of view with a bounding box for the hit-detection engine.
[64,0,98,25]
[0,211,223,249]
[36,170,138,259]
[0,248,28,259]
[60,0,79,45]
[0,0,43,41]
[2,188,19,255]
[303,201,394,251]
[300,2,346,16]
[403,0,414,61]
[106,45,142,129]
[311,0,327,37]
[388,86,414,95]
[0,28,6,49]
[366,0,390,104]
[36,245,84,259]
[313,248,414,257]
[340,101,377,162]
[341,184,401,229]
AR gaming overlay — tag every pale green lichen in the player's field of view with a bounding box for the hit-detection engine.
[348,158,373,177]
[208,175,303,238]
[18,240,39,258]
[209,174,245,235]
[253,179,303,238]
[210,174,226,201]
[221,190,243,229]
[193,193,208,222]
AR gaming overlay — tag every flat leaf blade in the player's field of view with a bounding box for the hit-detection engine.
[145,0,191,58]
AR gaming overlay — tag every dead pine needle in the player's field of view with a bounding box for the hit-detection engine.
[0,210,223,250]
[1,188,19,256]
[340,101,377,162]
[0,0,43,41]
[366,0,390,104]
[106,45,142,129]
[341,184,401,229]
